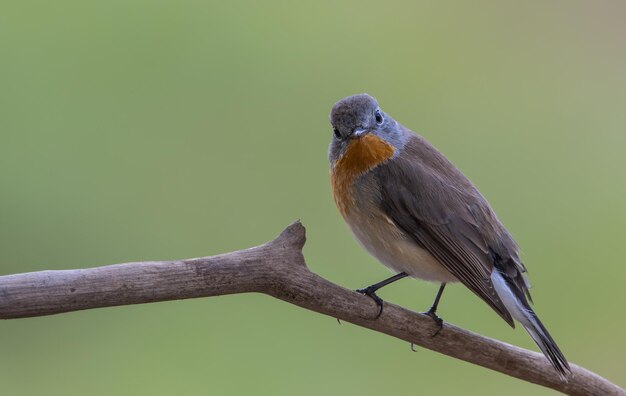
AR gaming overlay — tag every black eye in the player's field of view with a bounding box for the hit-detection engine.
[374,109,384,124]
[333,127,341,139]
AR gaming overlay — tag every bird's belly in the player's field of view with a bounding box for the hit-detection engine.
[344,210,458,283]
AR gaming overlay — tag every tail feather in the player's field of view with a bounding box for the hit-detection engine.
[491,270,571,380]
[523,311,570,380]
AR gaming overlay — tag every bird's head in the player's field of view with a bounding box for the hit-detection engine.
[328,94,407,166]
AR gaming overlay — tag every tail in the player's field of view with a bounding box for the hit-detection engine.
[491,270,571,380]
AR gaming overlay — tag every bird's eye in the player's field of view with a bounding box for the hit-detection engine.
[333,127,341,139]
[374,109,384,125]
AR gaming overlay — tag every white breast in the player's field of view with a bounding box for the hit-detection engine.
[344,206,458,283]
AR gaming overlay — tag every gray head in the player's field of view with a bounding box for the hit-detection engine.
[328,93,408,165]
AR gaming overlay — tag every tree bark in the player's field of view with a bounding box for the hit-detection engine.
[0,222,623,396]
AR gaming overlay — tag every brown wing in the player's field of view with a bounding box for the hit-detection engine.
[374,134,517,326]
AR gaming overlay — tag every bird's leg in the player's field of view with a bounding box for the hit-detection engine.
[356,272,408,319]
[422,282,446,336]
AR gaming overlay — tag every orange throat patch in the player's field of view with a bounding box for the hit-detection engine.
[330,134,395,216]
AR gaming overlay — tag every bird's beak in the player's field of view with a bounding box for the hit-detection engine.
[352,128,368,138]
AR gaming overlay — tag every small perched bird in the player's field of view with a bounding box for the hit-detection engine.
[328,93,570,379]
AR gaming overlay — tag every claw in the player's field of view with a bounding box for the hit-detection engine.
[354,273,408,320]
[423,309,444,337]
[356,286,385,319]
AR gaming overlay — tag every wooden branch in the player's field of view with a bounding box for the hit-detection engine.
[0,222,622,396]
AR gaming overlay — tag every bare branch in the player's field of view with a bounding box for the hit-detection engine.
[0,222,622,396]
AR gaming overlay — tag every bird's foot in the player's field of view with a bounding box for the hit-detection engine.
[422,308,444,337]
[356,286,384,319]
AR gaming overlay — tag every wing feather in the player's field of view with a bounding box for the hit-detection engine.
[374,135,517,326]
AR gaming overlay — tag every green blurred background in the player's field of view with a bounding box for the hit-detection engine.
[1,1,625,394]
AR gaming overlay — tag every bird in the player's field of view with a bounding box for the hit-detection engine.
[328,93,570,379]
